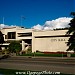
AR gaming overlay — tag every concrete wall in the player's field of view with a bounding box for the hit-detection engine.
[1,27,17,41]
[32,30,69,52]
[33,30,68,36]
[1,27,33,41]
[0,27,33,51]
[0,27,70,52]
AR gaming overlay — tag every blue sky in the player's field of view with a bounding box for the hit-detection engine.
[0,0,74,28]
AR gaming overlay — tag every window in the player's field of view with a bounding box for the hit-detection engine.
[7,32,16,39]
[18,33,32,37]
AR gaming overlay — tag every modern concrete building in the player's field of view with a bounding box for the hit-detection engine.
[0,26,72,53]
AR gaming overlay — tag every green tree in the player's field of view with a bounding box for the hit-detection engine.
[0,31,4,50]
[8,41,22,54]
[66,12,75,52]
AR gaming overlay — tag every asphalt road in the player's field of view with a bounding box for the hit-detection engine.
[0,56,75,74]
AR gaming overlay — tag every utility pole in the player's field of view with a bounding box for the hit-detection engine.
[21,16,25,27]
[21,16,23,26]
[3,17,4,24]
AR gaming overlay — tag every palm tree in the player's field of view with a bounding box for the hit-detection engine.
[66,12,75,52]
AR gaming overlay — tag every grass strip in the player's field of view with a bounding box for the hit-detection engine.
[0,68,73,75]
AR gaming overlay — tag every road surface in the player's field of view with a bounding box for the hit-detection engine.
[0,56,75,74]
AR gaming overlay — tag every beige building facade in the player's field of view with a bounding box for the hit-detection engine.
[0,26,71,53]
[32,30,69,52]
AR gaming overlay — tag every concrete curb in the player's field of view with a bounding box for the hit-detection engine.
[11,56,75,59]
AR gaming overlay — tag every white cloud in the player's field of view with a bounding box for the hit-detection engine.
[32,17,72,30]
[0,24,9,29]
[0,24,17,29]
[32,24,43,30]
[0,17,72,30]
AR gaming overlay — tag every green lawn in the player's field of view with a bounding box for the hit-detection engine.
[0,68,26,75]
[0,68,72,75]
[19,52,75,57]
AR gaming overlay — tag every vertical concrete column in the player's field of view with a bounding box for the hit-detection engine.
[22,40,25,51]
[32,31,35,53]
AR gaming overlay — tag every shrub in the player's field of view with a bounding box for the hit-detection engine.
[8,41,22,54]
[27,46,32,53]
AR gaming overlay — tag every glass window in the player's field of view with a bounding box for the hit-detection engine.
[7,32,16,39]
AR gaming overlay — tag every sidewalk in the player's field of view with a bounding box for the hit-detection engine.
[0,55,4,58]
[12,56,75,59]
